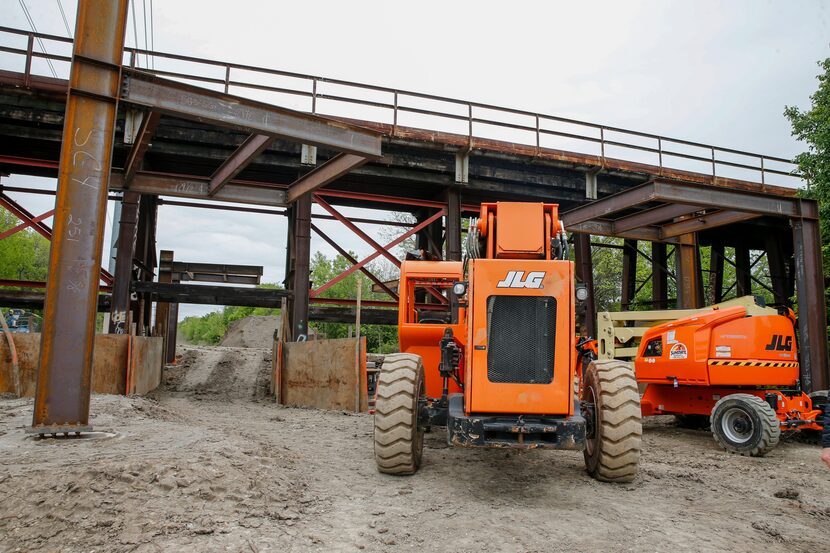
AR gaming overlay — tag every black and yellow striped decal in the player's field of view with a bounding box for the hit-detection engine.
[709,360,799,368]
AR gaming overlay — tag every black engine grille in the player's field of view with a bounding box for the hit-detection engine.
[486,295,557,384]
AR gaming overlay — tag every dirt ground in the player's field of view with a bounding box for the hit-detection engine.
[219,316,278,349]
[1,344,828,553]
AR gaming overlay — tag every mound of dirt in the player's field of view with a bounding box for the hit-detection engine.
[220,315,278,348]
[171,345,272,399]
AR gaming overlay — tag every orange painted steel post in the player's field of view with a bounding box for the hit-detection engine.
[30,0,129,434]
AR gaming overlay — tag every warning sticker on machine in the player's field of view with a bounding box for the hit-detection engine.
[715,345,732,358]
[669,343,688,360]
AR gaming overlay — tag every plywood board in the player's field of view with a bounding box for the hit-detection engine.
[282,337,367,412]
[0,334,132,396]
[128,336,163,395]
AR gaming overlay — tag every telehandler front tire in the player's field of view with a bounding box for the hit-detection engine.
[373,353,425,475]
[710,393,780,456]
[582,360,642,483]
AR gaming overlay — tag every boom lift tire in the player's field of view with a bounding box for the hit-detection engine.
[582,360,642,483]
[710,393,780,456]
[373,353,425,475]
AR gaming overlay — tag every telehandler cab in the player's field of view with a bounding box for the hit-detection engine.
[373,202,642,483]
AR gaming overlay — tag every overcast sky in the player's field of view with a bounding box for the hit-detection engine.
[1,1,828,319]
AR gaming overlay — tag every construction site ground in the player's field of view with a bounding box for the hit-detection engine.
[1,343,828,553]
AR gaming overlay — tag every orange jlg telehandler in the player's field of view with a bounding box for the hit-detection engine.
[372,202,642,482]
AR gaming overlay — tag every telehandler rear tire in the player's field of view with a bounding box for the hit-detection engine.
[582,360,642,483]
[797,390,827,445]
[373,353,425,475]
[710,393,780,456]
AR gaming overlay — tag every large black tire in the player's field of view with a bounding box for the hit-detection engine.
[675,414,711,430]
[582,360,642,483]
[373,353,425,475]
[710,393,780,456]
[798,390,828,445]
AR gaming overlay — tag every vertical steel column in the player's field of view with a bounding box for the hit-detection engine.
[764,236,790,306]
[165,272,180,364]
[446,188,462,262]
[156,250,173,355]
[290,193,312,339]
[109,191,139,333]
[620,239,637,310]
[652,242,668,309]
[31,0,129,433]
[792,216,828,392]
[709,242,724,305]
[735,245,751,297]
[573,234,596,337]
[675,233,702,309]
[134,194,158,334]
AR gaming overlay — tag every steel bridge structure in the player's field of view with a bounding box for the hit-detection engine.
[0,10,825,434]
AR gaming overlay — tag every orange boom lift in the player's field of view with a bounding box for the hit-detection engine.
[634,301,826,456]
[372,202,642,482]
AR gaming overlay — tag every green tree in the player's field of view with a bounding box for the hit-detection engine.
[785,58,830,274]
[0,207,50,282]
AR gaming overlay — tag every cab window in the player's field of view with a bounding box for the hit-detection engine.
[643,337,663,357]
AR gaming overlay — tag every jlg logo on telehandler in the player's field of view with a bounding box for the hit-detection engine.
[764,334,793,352]
[496,271,545,289]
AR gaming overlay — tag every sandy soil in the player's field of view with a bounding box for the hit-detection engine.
[219,316,279,349]
[1,344,828,552]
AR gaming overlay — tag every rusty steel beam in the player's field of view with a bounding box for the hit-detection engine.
[621,239,637,310]
[208,134,275,196]
[31,0,129,434]
[0,193,55,243]
[660,210,759,239]
[792,214,829,392]
[109,191,139,334]
[0,208,54,241]
[0,193,114,285]
[446,188,462,261]
[674,233,702,309]
[735,245,752,297]
[567,219,671,243]
[110,171,287,206]
[133,281,290,307]
[119,69,383,158]
[650,180,804,217]
[286,153,367,203]
[310,222,398,300]
[652,242,669,309]
[313,195,403,268]
[709,242,725,304]
[122,111,160,186]
[311,209,445,299]
[562,185,659,226]
[573,234,596,337]
[290,193,312,339]
[613,203,704,233]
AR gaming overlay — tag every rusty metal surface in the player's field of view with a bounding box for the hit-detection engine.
[119,70,382,158]
[209,134,275,196]
[793,216,828,392]
[110,171,287,206]
[285,153,367,203]
[122,111,160,186]
[109,191,139,333]
[0,25,800,190]
[31,0,129,434]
